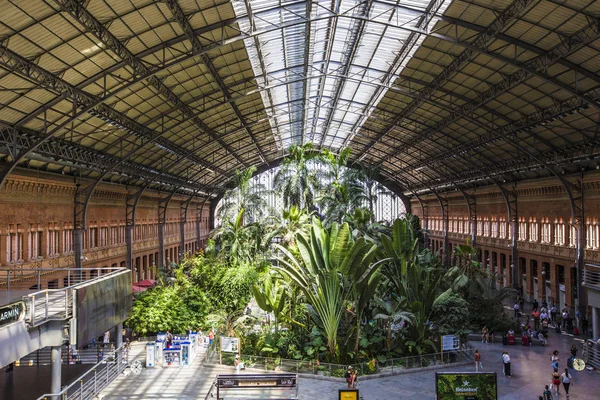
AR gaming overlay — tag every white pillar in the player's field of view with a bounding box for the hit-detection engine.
[116,322,123,348]
[593,306,599,340]
[51,345,61,399]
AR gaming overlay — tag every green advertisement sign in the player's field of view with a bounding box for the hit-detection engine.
[436,372,497,400]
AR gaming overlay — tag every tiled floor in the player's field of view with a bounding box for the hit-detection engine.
[97,330,600,400]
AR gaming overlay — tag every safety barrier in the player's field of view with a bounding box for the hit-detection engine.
[17,268,127,327]
[584,339,600,369]
[36,343,130,400]
[206,346,474,377]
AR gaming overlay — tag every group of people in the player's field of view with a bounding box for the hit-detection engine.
[542,348,575,399]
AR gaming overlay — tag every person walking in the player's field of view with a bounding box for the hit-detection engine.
[502,350,511,376]
[542,385,553,400]
[514,302,520,319]
[561,368,573,397]
[345,366,353,389]
[474,349,483,372]
[551,350,560,372]
[550,305,557,325]
[481,326,489,343]
[551,371,561,396]
[351,368,359,388]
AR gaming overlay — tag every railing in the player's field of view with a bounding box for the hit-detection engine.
[206,347,474,377]
[583,264,600,291]
[36,343,130,400]
[584,339,600,369]
[0,267,125,291]
[17,343,117,366]
[18,268,127,327]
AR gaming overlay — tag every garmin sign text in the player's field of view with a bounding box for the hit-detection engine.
[0,301,25,327]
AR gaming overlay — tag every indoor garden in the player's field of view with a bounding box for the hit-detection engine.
[126,143,515,372]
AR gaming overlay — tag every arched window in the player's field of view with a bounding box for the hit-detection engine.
[555,218,565,246]
[518,217,527,241]
[491,217,498,238]
[541,218,551,244]
[529,217,538,242]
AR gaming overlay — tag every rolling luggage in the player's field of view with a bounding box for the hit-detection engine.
[521,335,530,346]
[574,327,580,335]
[555,326,561,334]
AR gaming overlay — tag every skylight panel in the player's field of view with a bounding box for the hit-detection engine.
[234,0,453,149]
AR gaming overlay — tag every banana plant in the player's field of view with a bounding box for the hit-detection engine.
[252,274,288,333]
[380,217,420,292]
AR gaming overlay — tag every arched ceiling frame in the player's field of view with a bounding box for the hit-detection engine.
[0,0,596,194]
[360,9,600,162]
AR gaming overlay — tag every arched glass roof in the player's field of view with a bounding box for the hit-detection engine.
[0,0,598,197]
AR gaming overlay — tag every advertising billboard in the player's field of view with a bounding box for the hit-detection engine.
[74,270,132,347]
[436,372,497,400]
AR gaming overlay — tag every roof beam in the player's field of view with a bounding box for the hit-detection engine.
[56,0,246,168]
[0,122,217,193]
[370,11,600,160]
[356,0,536,161]
[403,90,598,173]
[164,0,267,164]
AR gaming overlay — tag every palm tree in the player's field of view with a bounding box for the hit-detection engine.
[345,165,393,222]
[218,166,272,225]
[318,147,363,224]
[274,143,323,210]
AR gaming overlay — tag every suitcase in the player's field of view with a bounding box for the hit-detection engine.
[521,335,530,346]
[555,326,562,334]
[568,356,575,369]
[574,327,579,335]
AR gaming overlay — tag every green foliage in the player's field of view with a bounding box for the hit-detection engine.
[431,293,470,343]
[127,273,210,335]
[189,254,261,313]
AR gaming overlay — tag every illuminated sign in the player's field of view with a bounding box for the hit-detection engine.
[0,301,25,327]
[339,389,359,400]
[436,372,497,400]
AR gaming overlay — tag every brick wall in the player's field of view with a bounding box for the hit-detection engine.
[0,169,211,288]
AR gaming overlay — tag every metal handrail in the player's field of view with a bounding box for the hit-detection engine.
[36,343,130,400]
[22,268,127,327]
[206,348,474,377]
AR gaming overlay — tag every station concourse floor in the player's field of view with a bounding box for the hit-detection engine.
[98,330,600,400]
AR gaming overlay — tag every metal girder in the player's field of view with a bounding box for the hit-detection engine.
[560,176,586,313]
[0,43,230,189]
[0,122,218,193]
[55,0,246,168]
[432,191,449,265]
[389,87,600,190]
[438,15,600,86]
[411,191,428,247]
[240,0,287,148]
[125,186,147,271]
[164,0,267,164]
[317,0,373,147]
[403,91,597,173]
[341,0,449,149]
[300,0,316,145]
[157,189,178,269]
[378,13,600,160]
[357,0,535,160]
[497,182,519,289]
[412,122,600,191]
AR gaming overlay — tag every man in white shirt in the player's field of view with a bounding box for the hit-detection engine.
[103,330,110,347]
[513,303,520,319]
[502,350,511,376]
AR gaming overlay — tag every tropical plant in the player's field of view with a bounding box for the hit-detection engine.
[274,217,381,360]
[445,238,489,296]
[217,166,272,225]
[274,143,323,210]
[345,165,394,222]
[252,274,288,333]
[380,217,420,293]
